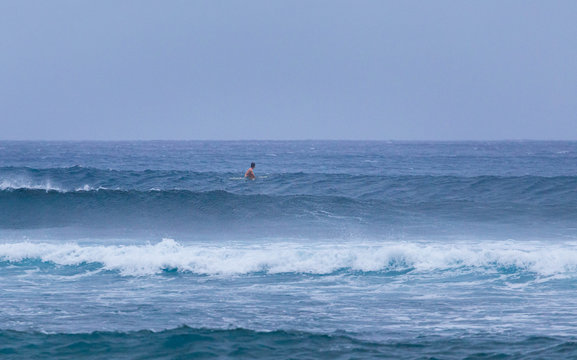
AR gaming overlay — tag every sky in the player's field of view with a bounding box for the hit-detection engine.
[0,1,575,141]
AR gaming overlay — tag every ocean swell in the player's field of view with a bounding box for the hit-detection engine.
[2,167,576,238]
[4,326,575,360]
[1,166,576,203]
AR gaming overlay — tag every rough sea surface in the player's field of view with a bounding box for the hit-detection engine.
[1,141,577,359]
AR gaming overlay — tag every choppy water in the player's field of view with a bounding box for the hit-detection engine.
[1,141,577,359]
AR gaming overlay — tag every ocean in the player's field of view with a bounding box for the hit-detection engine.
[1,140,577,359]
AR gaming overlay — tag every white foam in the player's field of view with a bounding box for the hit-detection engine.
[0,178,64,192]
[1,239,577,277]
[0,177,104,192]
[75,184,93,191]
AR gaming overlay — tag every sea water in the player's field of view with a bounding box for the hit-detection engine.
[1,141,577,359]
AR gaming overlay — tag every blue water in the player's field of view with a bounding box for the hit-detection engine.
[1,141,577,359]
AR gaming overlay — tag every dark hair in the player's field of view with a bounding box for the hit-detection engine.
[251,162,255,168]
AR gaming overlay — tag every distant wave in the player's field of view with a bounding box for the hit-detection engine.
[2,238,577,277]
[0,188,575,234]
[1,166,576,204]
[2,166,576,234]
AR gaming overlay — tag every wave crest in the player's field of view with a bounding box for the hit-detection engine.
[1,239,577,277]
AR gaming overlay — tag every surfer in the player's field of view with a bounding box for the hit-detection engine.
[244,162,256,180]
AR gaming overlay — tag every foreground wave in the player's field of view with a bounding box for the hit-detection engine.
[2,326,576,360]
[1,238,577,276]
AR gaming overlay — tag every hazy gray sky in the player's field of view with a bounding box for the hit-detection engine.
[1,1,575,140]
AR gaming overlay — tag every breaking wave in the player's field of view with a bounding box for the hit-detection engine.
[1,238,577,277]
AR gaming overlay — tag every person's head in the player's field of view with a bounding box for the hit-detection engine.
[251,162,255,168]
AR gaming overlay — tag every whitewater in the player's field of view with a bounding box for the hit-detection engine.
[1,141,577,359]
[3,239,577,276]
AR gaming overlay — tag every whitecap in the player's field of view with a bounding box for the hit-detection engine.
[1,239,577,277]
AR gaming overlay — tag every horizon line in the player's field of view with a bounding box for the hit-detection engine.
[0,139,576,142]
